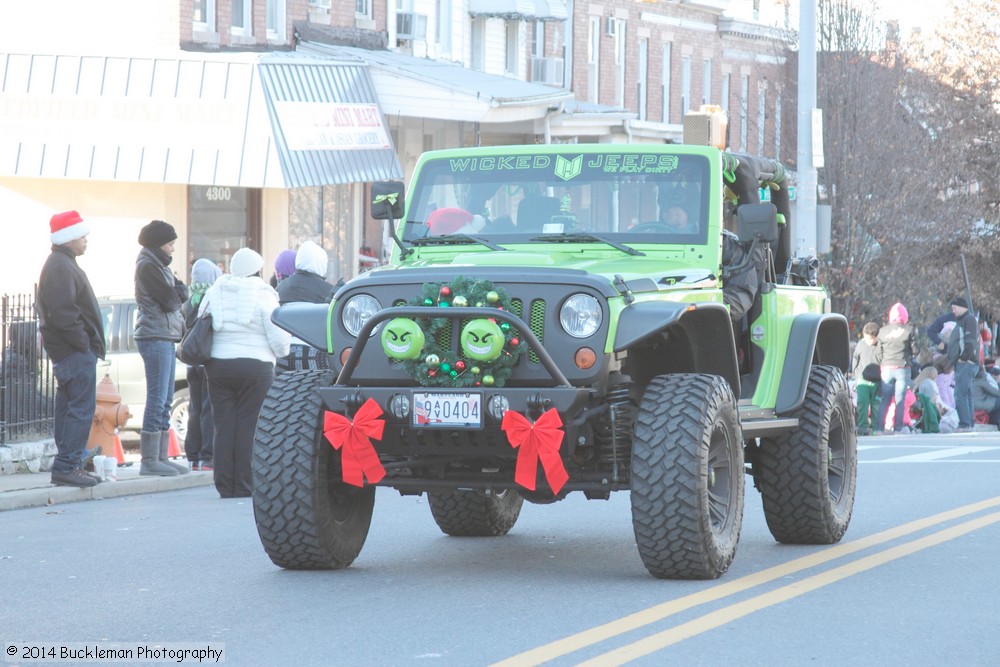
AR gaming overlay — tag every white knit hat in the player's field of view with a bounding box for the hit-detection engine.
[50,210,90,245]
[230,247,264,277]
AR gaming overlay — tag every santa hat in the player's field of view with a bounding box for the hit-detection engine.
[50,210,90,245]
[426,208,473,236]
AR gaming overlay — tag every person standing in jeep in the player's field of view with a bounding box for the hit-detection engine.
[37,210,107,488]
[134,220,190,476]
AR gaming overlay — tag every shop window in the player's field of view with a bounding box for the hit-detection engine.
[187,186,261,277]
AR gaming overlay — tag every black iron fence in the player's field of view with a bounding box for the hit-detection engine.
[1,292,55,445]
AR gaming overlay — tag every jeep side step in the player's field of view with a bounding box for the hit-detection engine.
[739,405,799,437]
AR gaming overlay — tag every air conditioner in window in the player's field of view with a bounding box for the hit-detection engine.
[531,57,565,86]
[605,16,618,37]
[396,11,427,41]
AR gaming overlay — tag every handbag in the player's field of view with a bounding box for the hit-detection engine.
[176,313,213,366]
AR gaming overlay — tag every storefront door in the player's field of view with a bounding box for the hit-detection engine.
[187,185,262,275]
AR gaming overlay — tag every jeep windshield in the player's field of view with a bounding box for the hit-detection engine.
[402,149,711,246]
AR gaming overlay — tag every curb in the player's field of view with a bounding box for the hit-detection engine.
[0,471,215,512]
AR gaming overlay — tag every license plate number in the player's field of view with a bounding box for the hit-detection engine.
[413,393,482,428]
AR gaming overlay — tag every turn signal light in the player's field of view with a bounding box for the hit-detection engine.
[339,347,353,366]
[575,347,597,370]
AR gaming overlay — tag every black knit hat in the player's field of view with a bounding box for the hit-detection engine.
[138,220,177,248]
[950,297,969,309]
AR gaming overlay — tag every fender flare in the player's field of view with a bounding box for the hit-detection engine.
[775,312,851,415]
[271,302,333,352]
[614,301,740,396]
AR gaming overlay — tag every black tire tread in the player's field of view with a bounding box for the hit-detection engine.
[427,490,523,536]
[759,365,857,544]
[630,374,744,579]
[253,370,375,570]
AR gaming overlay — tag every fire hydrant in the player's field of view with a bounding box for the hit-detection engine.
[89,373,132,461]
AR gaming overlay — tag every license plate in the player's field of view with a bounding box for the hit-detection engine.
[413,392,482,428]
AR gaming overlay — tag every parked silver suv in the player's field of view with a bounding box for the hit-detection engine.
[98,296,189,442]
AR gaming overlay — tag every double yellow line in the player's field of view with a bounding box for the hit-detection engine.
[493,496,1000,667]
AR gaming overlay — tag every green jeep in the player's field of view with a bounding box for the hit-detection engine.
[253,143,856,580]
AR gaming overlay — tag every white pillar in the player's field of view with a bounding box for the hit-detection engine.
[796,0,818,257]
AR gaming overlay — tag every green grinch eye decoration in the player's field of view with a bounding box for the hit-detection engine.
[461,319,504,361]
[381,318,425,360]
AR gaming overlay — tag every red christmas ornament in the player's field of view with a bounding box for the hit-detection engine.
[428,369,437,377]
[510,338,520,347]
[440,286,452,297]
[455,361,467,371]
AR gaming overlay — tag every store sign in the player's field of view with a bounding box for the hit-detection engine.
[274,101,391,151]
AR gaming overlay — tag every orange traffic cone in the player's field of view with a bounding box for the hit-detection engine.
[168,427,183,459]
[112,433,126,465]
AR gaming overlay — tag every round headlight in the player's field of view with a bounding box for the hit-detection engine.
[342,294,382,337]
[560,294,602,339]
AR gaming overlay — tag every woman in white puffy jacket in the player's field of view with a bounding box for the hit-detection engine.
[198,247,291,498]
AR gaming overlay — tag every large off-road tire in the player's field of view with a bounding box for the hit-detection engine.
[253,370,375,569]
[759,365,857,544]
[427,489,523,536]
[630,374,744,580]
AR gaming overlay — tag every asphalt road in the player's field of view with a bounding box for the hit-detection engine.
[1,431,999,667]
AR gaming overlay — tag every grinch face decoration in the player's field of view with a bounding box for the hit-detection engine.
[381,318,425,360]
[461,319,504,361]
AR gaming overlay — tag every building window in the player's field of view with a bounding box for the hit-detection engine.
[681,56,691,117]
[356,0,371,18]
[637,39,648,122]
[774,93,782,159]
[702,59,712,106]
[506,20,519,75]
[587,17,600,104]
[232,0,251,35]
[613,20,625,106]
[266,0,286,40]
[740,75,749,151]
[471,18,486,71]
[533,21,544,57]
[436,0,451,52]
[721,73,730,112]
[661,42,671,123]
[757,83,766,153]
[194,0,215,32]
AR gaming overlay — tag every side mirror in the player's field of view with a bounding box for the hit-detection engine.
[371,182,405,220]
[737,202,779,244]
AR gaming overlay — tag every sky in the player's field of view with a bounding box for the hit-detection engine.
[875,0,949,36]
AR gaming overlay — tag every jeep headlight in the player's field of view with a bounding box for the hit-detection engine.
[342,294,381,337]
[560,294,602,338]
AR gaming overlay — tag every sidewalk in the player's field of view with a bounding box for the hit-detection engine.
[0,438,214,512]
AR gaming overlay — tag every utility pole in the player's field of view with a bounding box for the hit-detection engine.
[796,0,819,257]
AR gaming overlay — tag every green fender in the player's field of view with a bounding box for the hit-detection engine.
[613,301,740,396]
[775,312,851,415]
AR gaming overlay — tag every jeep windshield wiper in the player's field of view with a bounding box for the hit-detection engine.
[530,232,645,256]
[409,234,508,251]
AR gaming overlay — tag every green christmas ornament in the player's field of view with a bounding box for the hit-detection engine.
[441,362,451,373]
[381,318,425,360]
[482,374,495,386]
[453,295,468,307]
[486,290,500,304]
[471,366,481,375]
[424,298,434,306]
[461,319,504,361]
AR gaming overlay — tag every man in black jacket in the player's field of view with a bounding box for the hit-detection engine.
[947,296,980,431]
[36,211,107,487]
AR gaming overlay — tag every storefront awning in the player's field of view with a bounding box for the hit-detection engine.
[297,42,573,124]
[0,51,403,188]
[468,0,568,21]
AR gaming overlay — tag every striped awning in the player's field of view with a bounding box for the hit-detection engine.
[468,0,568,21]
[0,51,402,188]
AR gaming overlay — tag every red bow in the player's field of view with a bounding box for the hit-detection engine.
[501,408,569,495]
[323,398,386,487]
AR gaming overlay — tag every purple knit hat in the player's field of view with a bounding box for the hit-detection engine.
[274,249,297,280]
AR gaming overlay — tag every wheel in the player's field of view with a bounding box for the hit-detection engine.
[758,365,857,544]
[630,374,744,579]
[427,489,523,536]
[169,387,189,446]
[629,222,671,234]
[252,370,375,569]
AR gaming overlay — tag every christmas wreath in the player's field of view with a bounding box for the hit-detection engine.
[379,276,524,388]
